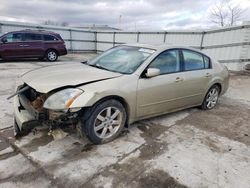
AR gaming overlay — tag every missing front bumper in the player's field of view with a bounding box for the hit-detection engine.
[14,92,79,135]
[14,94,42,132]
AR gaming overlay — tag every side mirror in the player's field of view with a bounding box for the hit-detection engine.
[145,68,160,78]
[1,38,7,43]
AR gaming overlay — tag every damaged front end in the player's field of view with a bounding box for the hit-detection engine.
[13,84,82,137]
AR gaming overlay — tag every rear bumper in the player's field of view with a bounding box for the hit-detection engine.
[58,47,67,56]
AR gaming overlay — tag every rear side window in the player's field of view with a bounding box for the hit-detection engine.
[203,56,210,69]
[43,35,58,41]
[25,33,42,41]
[182,50,204,71]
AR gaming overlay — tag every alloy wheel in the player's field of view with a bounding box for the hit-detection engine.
[48,51,57,61]
[206,88,219,109]
[94,107,122,139]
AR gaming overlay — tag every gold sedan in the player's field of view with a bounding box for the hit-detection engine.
[13,44,229,144]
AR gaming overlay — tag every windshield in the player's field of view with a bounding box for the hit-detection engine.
[87,46,155,74]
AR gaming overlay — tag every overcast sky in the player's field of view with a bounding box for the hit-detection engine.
[0,0,249,30]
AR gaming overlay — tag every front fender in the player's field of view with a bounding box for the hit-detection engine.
[69,91,100,108]
[69,90,130,108]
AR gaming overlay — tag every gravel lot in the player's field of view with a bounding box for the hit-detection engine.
[0,54,250,188]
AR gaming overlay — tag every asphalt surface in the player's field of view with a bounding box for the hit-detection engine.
[0,54,250,188]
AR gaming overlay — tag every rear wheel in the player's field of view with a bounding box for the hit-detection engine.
[201,85,220,110]
[46,50,58,62]
[81,100,126,144]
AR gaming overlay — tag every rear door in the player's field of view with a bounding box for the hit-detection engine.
[178,49,213,106]
[0,33,25,58]
[43,34,61,52]
[22,33,44,57]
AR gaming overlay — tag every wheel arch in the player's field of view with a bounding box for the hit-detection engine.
[94,95,130,127]
[45,48,59,56]
[80,95,130,127]
[213,83,222,94]
[208,82,222,95]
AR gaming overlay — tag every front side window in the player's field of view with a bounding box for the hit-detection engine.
[149,50,180,74]
[3,33,23,43]
[44,35,58,41]
[88,46,155,74]
[25,33,42,41]
[183,50,204,71]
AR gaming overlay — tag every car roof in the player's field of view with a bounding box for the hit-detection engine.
[7,29,58,35]
[121,43,206,55]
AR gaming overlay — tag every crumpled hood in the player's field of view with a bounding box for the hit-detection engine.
[22,63,122,93]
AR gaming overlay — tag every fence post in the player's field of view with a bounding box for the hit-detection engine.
[137,32,140,43]
[163,31,167,43]
[69,29,73,52]
[94,31,97,53]
[200,31,205,50]
[113,32,116,47]
[0,23,2,34]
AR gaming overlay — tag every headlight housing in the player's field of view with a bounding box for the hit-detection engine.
[43,88,83,110]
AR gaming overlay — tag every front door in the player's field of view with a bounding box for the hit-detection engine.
[0,33,25,58]
[136,49,187,118]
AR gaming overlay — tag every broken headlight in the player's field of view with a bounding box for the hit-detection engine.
[43,88,83,110]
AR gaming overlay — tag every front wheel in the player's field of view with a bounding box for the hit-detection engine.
[46,50,58,62]
[201,85,220,110]
[81,100,127,144]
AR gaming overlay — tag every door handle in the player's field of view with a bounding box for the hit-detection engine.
[175,77,183,82]
[205,73,212,77]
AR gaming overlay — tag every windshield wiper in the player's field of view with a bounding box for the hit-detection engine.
[84,62,125,74]
[86,63,112,72]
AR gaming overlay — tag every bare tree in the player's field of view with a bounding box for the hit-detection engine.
[227,4,244,26]
[210,2,228,27]
[209,0,244,27]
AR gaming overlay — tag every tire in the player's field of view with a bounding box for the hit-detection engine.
[201,85,220,110]
[81,99,127,144]
[46,50,58,62]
